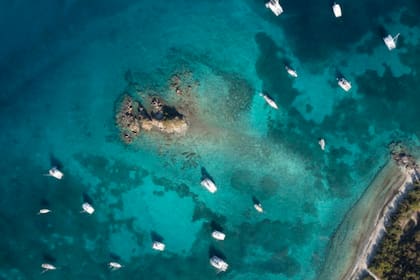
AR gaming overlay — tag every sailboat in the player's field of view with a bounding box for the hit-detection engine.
[332,3,342,18]
[260,93,279,110]
[285,65,298,78]
[337,77,352,92]
[152,241,166,251]
[211,230,226,241]
[210,256,229,272]
[265,0,283,16]
[45,167,64,180]
[200,178,217,193]
[383,33,400,51]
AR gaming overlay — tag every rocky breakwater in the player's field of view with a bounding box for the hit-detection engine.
[116,95,188,143]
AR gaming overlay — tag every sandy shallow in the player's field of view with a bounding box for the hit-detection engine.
[318,160,413,280]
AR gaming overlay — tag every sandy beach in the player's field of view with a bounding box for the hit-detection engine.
[318,160,414,280]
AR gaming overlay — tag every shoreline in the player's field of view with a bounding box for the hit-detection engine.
[318,160,414,280]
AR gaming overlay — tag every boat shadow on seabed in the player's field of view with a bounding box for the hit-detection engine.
[208,245,226,260]
[150,231,164,243]
[200,167,215,182]
[49,153,63,170]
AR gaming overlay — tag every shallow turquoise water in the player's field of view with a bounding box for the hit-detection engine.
[0,0,419,279]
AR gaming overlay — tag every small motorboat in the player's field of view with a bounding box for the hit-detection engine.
[285,65,298,78]
[260,93,279,110]
[318,138,326,151]
[109,262,122,270]
[201,178,217,193]
[211,230,226,241]
[265,0,283,16]
[46,167,64,180]
[37,209,52,215]
[332,3,342,18]
[152,241,165,251]
[337,77,352,92]
[41,263,57,273]
[210,256,229,272]
[81,202,95,215]
[383,33,400,51]
[254,203,264,213]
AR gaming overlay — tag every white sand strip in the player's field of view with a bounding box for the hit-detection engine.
[319,161,414,280]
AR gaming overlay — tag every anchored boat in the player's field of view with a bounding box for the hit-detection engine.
[254,203,264,213]
[332,3,342,18]
[210,256,229,272]
[41,263,57,273]
[201,178,217,193]
[37,209,51,215]
[211,230,226,241]
[337,77,352,92]
[81,202,95,215]
[109,262,122,270]
[152,241,166,251]
[285,65,298,78]
[383,33,400,51]
[318,138,326,151]
[265,0,283,16]
[260,93,279,110]
[46,167,64,180]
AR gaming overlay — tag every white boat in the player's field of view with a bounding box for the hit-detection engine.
[332,3,342,18]
[81,202,95,215]
[210,256,229,272]
[109,262,122,270]
[383,33,400,51]
[211,230,226,241]
[318,138,326,151]
[265,0,283,16]
[285,66,298,78]
[260,93,279,110]
[37,209,51,215]
[201,178,217,193]
[254,203,264,213]
[152,241,165,251]
[47,167,63,180]
[41,263,57,273]
[337,77,352,92]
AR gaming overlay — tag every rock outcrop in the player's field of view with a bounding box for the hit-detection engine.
[116,95,188,143]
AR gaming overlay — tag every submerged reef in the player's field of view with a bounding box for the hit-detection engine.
[115,69,201,144]
[116,95,188,143]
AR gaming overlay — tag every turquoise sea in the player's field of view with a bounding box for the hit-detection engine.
[0,0,419,279]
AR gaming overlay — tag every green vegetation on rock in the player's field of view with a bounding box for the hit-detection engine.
[368,180,420,280]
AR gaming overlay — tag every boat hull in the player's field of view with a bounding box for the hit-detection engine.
[318,139,326,151]
[332,4,342,17]
[49,167,63,180]
[383,35,396,50]
[212,231,226,240]
[152,241,165,251]
[254,204,264,213]
[265,0,283,16]
[201,178,217,193]
[261,94,279,109]
[82,203,95,214]
[210,256,229,271]
[285,66,298,78]
[337,78,351,92]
